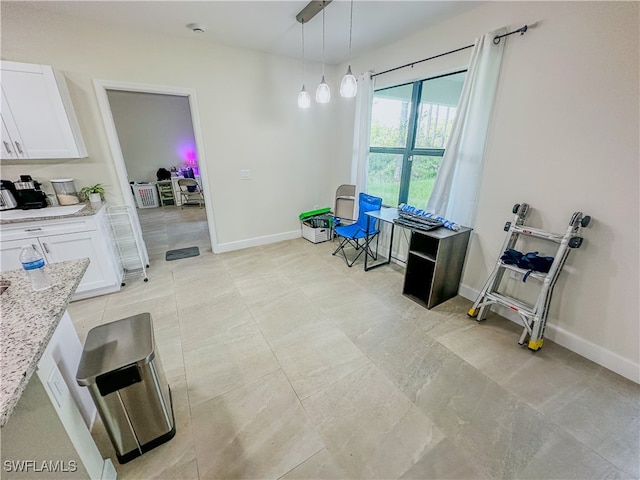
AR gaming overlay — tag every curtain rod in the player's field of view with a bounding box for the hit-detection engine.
[371,25,528,79]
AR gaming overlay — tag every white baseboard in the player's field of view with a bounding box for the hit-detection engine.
[458,284,640,384]
[71,283,121,302]
[214,229,301,253]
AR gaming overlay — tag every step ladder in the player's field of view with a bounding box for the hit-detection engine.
[467,203,590,350]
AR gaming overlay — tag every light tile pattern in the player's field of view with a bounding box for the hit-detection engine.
[67,205,640,479]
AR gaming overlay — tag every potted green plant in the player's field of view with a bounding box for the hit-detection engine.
[79,184,105,203]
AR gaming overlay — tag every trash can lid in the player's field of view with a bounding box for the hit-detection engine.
[76,313,155,386]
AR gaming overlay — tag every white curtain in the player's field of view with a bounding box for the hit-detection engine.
[350,72,374,202]
[426,28,507,227]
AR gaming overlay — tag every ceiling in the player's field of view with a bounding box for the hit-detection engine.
[18,1,483,64]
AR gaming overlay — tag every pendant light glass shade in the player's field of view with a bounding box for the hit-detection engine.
[340,65,357,97]
[298,21,310,109]
[316,76,331,103]
[315,5,330,104]
[298,85,311,108]
[340,0,357,98]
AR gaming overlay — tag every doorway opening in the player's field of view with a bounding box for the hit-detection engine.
[94,80,218,266]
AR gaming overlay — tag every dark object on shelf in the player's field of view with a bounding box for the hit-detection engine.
[306,214,332,229]
[181,167,195,179]
[156,168,171,181]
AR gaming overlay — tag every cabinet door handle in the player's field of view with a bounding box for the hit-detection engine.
[24,228,42,232]
[3,141,12,154]
[14,142,23,154]
[42,243,51,254]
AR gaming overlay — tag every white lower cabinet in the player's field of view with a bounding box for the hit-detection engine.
[0,207,122,300]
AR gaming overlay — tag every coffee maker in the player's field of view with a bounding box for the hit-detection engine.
[0,180,18,210]
[12,175,48,209]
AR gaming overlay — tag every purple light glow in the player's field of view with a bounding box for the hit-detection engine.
[177,143,199,176]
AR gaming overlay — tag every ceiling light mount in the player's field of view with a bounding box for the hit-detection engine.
[296,0,333,24]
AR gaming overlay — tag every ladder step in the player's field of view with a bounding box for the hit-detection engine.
[486,292,534,316]
[511,225,564,242]
[500,262,548,281]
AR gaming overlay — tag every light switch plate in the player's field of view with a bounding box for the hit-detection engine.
[240,169,250,180]
[47,366,68,408]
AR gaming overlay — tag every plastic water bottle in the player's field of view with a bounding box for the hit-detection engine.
[19,245,52,291]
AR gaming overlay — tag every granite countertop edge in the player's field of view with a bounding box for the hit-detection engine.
[0,201,105,225]
[0,258,89,427]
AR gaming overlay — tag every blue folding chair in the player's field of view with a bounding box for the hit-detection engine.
[332,193,383,267]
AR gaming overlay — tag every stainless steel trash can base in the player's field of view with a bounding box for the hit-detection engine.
[116,386,176,464]
[77,313,176,464]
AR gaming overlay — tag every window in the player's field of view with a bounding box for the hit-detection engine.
[368,71,466,207]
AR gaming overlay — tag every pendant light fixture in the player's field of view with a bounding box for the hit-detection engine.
[297,21,311,109]
[315,3,331,104]
[340,0,357,97]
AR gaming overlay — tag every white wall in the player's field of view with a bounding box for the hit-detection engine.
[107,90,197,183]
[0,2,340,247]
[338,1,639,381]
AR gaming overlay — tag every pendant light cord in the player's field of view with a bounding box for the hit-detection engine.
[301,21,306,84]
[321,4,326,76]
[348,0,353,59]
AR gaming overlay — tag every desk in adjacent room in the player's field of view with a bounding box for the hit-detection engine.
[365,207,472,309]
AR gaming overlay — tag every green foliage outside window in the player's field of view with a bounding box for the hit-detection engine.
[367,71,465,207]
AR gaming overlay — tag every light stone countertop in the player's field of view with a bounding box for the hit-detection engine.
[0,201,105,225]
[0,258,89,427]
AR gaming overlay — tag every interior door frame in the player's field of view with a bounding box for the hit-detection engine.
[93,79,219,256]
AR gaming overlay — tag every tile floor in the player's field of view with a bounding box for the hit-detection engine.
[67,205,640,480]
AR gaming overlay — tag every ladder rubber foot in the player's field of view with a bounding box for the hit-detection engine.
[467,308,479,318]
[528,339,544,351]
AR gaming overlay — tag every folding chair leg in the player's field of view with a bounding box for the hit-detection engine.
[332,237,350,256]
[332,233,380,267]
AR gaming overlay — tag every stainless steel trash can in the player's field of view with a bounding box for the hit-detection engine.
[76,312,175,464]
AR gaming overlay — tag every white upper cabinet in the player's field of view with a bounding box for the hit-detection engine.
[0,61,87,159]
[1,111,23,160]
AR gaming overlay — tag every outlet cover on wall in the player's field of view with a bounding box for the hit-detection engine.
[47,366,68,408]
[240,169,250,180]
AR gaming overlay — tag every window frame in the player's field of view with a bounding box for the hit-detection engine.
[369,69,467,206]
